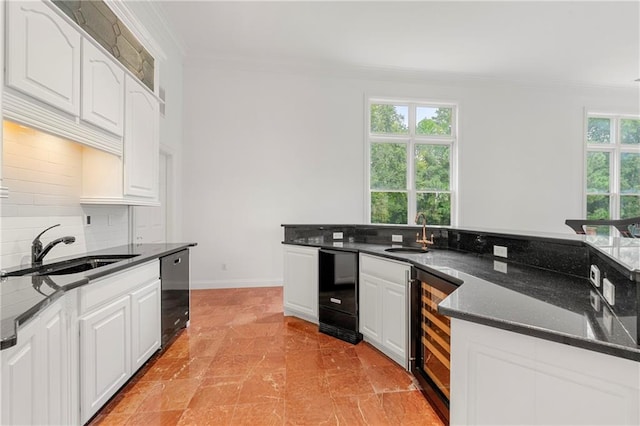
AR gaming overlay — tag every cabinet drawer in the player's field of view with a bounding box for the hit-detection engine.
[79,260,159,315]
[360,254,410,283]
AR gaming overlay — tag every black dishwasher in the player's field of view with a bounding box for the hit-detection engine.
[318,249,362,344]
[160,249,190,348]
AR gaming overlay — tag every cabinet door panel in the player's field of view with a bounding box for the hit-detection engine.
[359,274,382,344]
[82,40,124,135]
[1,322,39,425]
[381,281,407,361]
[131,280,161,372]
[80,295,131,424]
[7,1,80,115]
[283,246,319,322]
[124,75,159,199]
[41,303,68,425]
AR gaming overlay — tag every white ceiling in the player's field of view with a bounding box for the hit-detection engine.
[159,1,640,88]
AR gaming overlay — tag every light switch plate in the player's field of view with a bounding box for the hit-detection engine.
[493,245,508,258]
[603,278,615,306]
[332,242,344,248]
[332,232,343,240]
[589,265,601,287]
[391,234,403,243]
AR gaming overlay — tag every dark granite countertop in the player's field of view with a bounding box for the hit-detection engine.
[1,243,196,350]
[283,240,640,362]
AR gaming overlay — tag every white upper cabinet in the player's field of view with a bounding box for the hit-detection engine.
[81,39,124,136]
[6,1,80,116]
[124,74,159,199]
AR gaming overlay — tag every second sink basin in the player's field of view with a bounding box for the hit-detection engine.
[385,247,429,254]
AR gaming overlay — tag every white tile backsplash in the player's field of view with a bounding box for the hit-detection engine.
[1,122,129,269]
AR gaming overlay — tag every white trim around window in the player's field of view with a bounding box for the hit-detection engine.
[364,96,459,226]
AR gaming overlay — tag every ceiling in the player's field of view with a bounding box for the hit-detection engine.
[159,1,640,88]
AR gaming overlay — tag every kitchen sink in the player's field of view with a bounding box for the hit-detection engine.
[385,247,429,254]
[2,254,139,277]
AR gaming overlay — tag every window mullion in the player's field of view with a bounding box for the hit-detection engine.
[407,104,416,224]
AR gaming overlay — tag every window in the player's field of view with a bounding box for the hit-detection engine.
[366,99,457,225]
[585,113,640,235]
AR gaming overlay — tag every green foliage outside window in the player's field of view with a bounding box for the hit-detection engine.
[621,196,640,219]
[417,193,451,225]
[587,117,610,143]
[370,143,406,190]
[370,105,408,134]
[369,102,453,224]
[371,192,407,224]
[415,145,450,191]
[416,108,452,136]
[586,152,609,193]
[586,195,610,220]
[586,115,640,234]
[621,119,640,145]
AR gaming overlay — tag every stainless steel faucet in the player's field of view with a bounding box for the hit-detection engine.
[415,212,434,250]
[31,224,76,265]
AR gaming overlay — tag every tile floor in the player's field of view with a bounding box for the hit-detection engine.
[90,287,444,425]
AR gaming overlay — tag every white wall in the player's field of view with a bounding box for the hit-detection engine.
[182,61,639,288]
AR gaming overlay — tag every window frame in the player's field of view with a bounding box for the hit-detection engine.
[584,111,640,226]
[365,96,458,225]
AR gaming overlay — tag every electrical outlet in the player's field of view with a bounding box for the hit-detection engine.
[392,234,403,243]
[589,265,601,287]
[332,232,343,240]
[332,242,344,248]
[603,278,615,306]
[493,245,508,258]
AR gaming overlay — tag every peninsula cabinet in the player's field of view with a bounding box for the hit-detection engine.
[283,245,319,323]
[1,298,69,426]
[79,261,160,424]
[450,319,640,425]
[359,254,411,369]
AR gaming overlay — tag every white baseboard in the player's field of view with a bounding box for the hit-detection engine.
[191,278,283,289]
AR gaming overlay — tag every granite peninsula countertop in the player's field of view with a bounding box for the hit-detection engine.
[283,239,640,362]
[1,243,196,350]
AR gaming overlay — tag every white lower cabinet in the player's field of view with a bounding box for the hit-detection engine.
[283,245,319,323]
[451,318,640,426]
[359,254,411,369]
[78,261,161,424]
[131,281,161,372]
[1,298,69,426]
[79,295,131,422]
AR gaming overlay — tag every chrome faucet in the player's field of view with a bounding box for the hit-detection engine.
[31,224,76,265]
[415,212,434,250]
